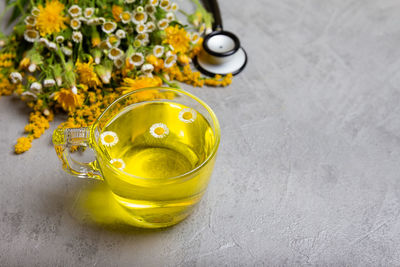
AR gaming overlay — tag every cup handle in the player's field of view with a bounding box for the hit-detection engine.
[52,127,102,180]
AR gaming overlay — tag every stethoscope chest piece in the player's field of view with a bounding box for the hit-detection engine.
[194,30,247,76]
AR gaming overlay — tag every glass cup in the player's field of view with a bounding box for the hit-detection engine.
[52,87,220,228]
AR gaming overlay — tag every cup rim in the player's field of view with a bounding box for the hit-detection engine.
[93,87,221,182]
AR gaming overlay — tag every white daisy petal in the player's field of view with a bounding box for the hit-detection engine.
[150,123,169,138]
[129,52,144,67]
[10,72,23,84]
[31,7,40,17]
[108,47,123,60]
[70,18,81,30]
[132,11,148,24]
[44,79,56,87]
[166,12,174,22]
[149,0,159,6]
[136,23,146,33]
[100,131,119,146]
[30,82,42,94]
[153,45,164,58]
[164,51,177,68]
[141,63,154,75]
[102,21,117,34]
[145,21,155,32]
[110,159,125,170]
[56,35,64,43]
[24,30,39,43]
[116,29,126,39]
[84,7,94,18]
[179,108,197,123]
[159,0,170,10]
[120,12,132,24]
[68,5,82,17]
[157,19,169,30]
[72,31,83,43]
[24,16,36,26]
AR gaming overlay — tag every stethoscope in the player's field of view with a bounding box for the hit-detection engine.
[193,0,248,76]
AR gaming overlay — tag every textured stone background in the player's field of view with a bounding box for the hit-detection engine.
[1,0,400,266]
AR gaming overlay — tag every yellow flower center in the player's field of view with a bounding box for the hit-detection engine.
[71,20,79,27]
[160,21,167,27]
[112,161,123,168]
[151,0,158,4]
[85,10,93,17]
[156,48,162,54]
[138,25,145,32]
[135,13,144,21]
[160,0,169,8]
[182,112,192,120]
[122,12,131,21]
[104,22,114,31]
[109,36,118,45]
[131,55,142,62]
[154,127,165,135]
[104,135,115,143]
[110,48,121,57]
[165,56,174,64]
[27,31,38,39]
[70,7,79,15]
[26,17,36,25]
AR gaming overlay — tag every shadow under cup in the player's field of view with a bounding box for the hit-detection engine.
[53,88,220,228]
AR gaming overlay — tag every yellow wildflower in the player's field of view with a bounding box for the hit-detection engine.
[75,59,101,88]
[19,57,30,69]
[118,76,162,94]
[36,1,67,36]
[54,88,83,112]
[15,136,33,154]
[112,5,123,22]
[163,25,190,54]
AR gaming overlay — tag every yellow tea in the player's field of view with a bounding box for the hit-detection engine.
[96,101,216,227]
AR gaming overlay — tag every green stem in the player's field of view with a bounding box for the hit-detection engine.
[158,74,181,89]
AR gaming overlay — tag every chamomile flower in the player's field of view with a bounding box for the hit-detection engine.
[24,29,39,43]
[170,2,179,11]
[108,47,123,60]
[28,63,37,73]
[70,18,81,30]
[10,72,23,84]
[114,58,124,69]
[62,47,72,56]
[149,0,159,6]
[84,8,94,18]
[87,18,102,26]
[144,4,156,14]
[38,37,48,46]
[110,159,125,170]
[132,11,147,24]
[145,21,155,32]
[56,35,64,43]
[24,16,36,26]
[191,32,200,43]
[116,29,126,39]
[129,52,144,66]
[133,40,142,48]
[100,131,119,146]
[179,108,197,123]
[164,51,177,68]
[125,0,135,3]
[150,123,169,138]
[136,33,149,45]
[136,23,146,33]
[98,17,106,24]
[166,12,175,22]
[106,34,120,48]
[31,7,40,17]
[159,0,170,10]
[30,82,42,94]
[21,91,37,101]
[68,5,82,17]
[153,45,164,57]
[157,19,169,30]
[72,31,83,43]
[141,63,154,75]
[102,21,117,34]
[120,11,132,24]
[71,85,78,94]
[44,79,56,87]
[47,42,57,50]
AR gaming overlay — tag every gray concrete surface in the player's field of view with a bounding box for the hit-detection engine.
[2,0,400,266]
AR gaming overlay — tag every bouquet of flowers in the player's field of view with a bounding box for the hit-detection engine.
[0,0,232,154]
